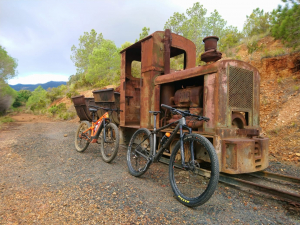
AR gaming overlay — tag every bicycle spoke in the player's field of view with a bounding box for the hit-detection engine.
[101,123,119,163]
[169,133,219,207]
[127,128,153,177]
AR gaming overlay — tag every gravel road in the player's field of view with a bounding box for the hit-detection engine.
[0,120,299,224]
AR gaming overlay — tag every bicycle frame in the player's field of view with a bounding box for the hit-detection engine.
[152,116,193,166]
[80,112,109,143]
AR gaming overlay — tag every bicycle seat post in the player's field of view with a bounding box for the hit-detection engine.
[149,110,160,156]
[92,111,95,122]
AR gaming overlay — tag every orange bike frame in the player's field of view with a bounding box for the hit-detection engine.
[82,112,109,139]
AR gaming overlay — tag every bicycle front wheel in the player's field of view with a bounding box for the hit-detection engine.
[75,121,90,152]
[127,128,153,177]
[100,123,119,163]
[169,133,219,207]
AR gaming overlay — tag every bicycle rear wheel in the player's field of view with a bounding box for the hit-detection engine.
[127,128,153,177]
[169,133,219,207]
[100,123,119,163]
[75,121,90,152]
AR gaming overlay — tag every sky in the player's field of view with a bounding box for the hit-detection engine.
[1,0,283,85]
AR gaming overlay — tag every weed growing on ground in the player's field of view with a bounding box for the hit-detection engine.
[0,116,15,124]
[261,49,288,59]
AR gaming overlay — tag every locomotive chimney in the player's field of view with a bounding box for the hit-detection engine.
[200,36,222,63]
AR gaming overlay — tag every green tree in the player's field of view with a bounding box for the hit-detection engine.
[0,79,17,114]
[86,39,121,86]
[67,74,80,85]
[139,27,150,40]
[0,45,18,81]
[164,2,242,58]
[164,12,187,35]
[243,8,271,37]
[135,27,151,42]
[0,45,18,114]
[220,26,244,51]
[46,85,66,102]
[121,41,132,50]
[26,86,49,112]
[70,29,103,74]
[271,0,300,48]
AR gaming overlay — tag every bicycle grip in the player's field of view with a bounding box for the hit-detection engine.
[161,104,172,110]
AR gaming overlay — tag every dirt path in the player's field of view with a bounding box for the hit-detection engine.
[0,116,299,224]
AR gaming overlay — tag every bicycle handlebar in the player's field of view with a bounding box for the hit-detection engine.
[161,104,210,122]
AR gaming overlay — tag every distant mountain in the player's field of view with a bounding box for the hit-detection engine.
[9,81,67,91]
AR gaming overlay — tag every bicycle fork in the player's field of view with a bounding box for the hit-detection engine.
[178,118,196,170]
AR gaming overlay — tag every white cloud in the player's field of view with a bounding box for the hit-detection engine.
[2,0,284,85]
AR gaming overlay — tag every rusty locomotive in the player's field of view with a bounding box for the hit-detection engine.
[73,29,269,175]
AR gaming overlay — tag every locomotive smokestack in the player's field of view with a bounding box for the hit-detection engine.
[200,36,222,63]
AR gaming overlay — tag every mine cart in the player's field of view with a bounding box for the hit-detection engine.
[71,95,96,122]
[90,29,269,174]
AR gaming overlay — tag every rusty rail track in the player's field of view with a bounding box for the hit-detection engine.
[219,171,300,207]
[159,157,300,207]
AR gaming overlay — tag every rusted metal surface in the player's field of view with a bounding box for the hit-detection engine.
[89,30,269,175]
[201,36,222,63]
[173,86,203,107]
[84,97,96,107]
[236,128,259,137]
[221,137,268,174]
[93,88,115,102]
[154,63,218,85]
[92,88,121,125]
[164,29,171,75]
[219,172,300,206]
[72,95,86,106]
[71,95,93,122]
[203,36,219,51]
[201,50,222,63]
[232,112,247,129]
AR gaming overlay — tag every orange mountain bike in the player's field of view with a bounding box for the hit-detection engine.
[75,105,122,163]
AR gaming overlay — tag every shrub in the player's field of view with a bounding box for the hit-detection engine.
[0,116,14,123]
[271,1,300,48]
[66,89,80,100]
[48,103,67,115]
[26,86,49,112]
[12,90,32,107]
[58,111,76,120]
[261,48,288,58]
[46,85,66,102]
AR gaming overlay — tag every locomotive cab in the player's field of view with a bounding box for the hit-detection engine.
[114,29,268,174]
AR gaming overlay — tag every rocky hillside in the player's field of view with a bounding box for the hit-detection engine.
[233,36,300,164]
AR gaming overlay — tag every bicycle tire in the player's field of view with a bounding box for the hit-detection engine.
[127,128,153,177]
[169,133,219,207]
[75,121,90,152]
[100,123,119,163]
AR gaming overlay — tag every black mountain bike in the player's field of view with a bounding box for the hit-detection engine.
[127,104,219,207]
